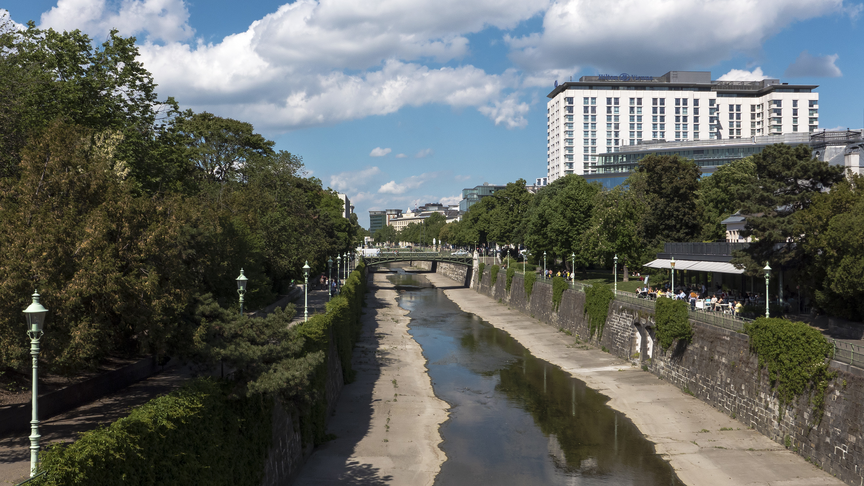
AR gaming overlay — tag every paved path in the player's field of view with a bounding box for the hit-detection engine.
[293,270,448,485]
[0,363,192,485]
[420,270,844,486]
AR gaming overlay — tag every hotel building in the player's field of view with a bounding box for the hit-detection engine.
[546,71,819,182]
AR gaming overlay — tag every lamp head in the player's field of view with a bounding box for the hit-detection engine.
[337,255,341,263]
[24,290,48,333]
[236,269,248,292]
[328,257,333,267]
[764,262,771,273]
[303,261,310,275]
[670,256,675,269]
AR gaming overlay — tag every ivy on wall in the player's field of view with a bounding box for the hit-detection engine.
[478,262,486,283]
[506,267,516,293]
[552,276,567,312]
[654,298,692,351]
[490,265,501,289]
[584,283,613,338]
[524,272,537,301]
[744,317,835,423]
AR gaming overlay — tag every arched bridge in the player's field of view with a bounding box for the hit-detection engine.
[362,252,473,267]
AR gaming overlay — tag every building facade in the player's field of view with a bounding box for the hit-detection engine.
[546,71,819,182]
[336,193,354,219]
[459,183,505,212]
[369,209,403,234]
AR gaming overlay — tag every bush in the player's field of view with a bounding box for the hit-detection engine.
[584,283,613,338]
[552,276,567,312]
[524,272,537,301]
[490,265,501,288]
[34,379,272,486]
[744,317,835,423]
[478,262,486,283]
[655,298,692,351]
[506,267,516,293]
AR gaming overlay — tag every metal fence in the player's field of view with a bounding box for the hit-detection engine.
[830,340,864,369]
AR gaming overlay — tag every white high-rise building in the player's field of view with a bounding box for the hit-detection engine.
[546,71,819,181]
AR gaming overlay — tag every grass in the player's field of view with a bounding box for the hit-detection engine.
[571,270,646,293]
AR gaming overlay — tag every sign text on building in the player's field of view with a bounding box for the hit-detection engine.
[598,73,653,82]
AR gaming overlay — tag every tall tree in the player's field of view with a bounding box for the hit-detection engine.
[582,184,648,273]
[696,158,756,241]
[733,144,845,272]
[486,179,533,245]
[631,155,701,248]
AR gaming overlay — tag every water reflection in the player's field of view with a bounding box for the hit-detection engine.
[390,274,678,486]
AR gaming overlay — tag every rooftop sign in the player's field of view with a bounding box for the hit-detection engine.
[598,73,653,82]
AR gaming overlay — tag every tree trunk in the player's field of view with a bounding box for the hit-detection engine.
[623,264,629,282]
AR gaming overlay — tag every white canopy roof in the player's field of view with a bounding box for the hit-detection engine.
[644,259,745,275]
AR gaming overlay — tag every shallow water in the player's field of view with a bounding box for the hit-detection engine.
[388,271,680,486]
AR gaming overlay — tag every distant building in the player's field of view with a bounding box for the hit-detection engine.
[369,208,403,234]
[721,213,750,243]
[459,183,505,212]
[535,177,547,187]
[546,71,820,182]
[336,193,354,219]
[389,203,461,231]
[585,129,864,189]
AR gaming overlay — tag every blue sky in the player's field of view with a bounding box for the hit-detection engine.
[4,0,864,229]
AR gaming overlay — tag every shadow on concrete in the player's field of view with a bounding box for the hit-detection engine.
[336,460,393,485]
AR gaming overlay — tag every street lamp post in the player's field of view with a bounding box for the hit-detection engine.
[24,291,48,477]
[543,251,547,280]
[236,269,248,315]
[670,256,676,293]
[327,257,333,301]
[571,252,575,287]
[614,254,618,293]
[344,252,348,280]
[764,263,772,318]
[303,261,310,322]
[523,249,528,275]
[336,255,342,289]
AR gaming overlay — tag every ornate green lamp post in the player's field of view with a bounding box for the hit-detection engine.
[543,251,547,280]
[764,263,771,318]
[523,249,529,275]
[343,252,348,280]
[336,255,342,289]
[614,254,618,293]
[327,257,333,301]
[303,261,310,322]
[670,256,675,293]
[571,252,575,286]
[24,291,48,477]
[236,269,247,315]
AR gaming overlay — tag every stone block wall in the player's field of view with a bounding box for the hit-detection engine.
[261,330,345,485]
[459,266,864,486]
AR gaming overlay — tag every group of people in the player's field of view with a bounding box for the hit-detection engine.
[318,275,340,295]
[544,269,574,280]
[638,284,747,316]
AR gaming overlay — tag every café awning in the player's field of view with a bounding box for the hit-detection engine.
[644,259,745,275]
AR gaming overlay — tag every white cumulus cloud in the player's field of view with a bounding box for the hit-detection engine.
[329,166,382,192]
[784,51,842,77]
[717,67,771,81]
[40,0,194,42]
[478,93,530,129]
[378,172,440,194]
[369,147,392,157]
[395,153,408,159]
[415,148,434,158]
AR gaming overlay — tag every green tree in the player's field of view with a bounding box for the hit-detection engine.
[486,179,533,245]
[631,155,701,247]
[796,175,864,319]
[524,175,599,268]
[582,184,648,274]
[696,158,756,242]
[373,225,398,244]
[175,112,275,182]
[733,144,845,273]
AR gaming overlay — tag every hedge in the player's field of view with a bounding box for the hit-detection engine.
[34,262,370,481]
[654,298,692,351]
[505,267,516,293]
[552,276,567,312]
[34,379,272,486]
[584,283,613,338]
[524,272,537,301]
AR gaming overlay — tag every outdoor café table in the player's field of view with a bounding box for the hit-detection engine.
[695,300,705,311]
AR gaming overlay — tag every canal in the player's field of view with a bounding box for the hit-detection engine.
[388,270,680,485]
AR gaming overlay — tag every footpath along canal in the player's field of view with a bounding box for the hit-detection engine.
[390,269,680,485]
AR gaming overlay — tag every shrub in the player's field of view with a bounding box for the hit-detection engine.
[490,265,501,288]
[552,276,567,312]
[584,283,613,338]
[34,379,272,486]
[506,267,516,293]
[478,262,486,283]
[655,298,692,351]
[744,317,835,423]
[524,272,537,301]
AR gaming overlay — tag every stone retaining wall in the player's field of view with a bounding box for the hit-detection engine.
[460,265,864,486]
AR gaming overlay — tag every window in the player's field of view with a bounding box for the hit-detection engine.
[607,106,612,114]
[809,100,817,107]
[607,97,612,105]
[630,98,636,105]
[693,99,699,107]
[709,99,716,106]
[614,98,619,105]
[584,106,589,114]
[728,104,734,112]
[792,109,798,116]
[792,100,798,107]
[637,98,642,105]
[682,99,688,106]
[584,97,590,105]
[652,98,658,105]
[675,116,681,123]
[675,107,681,115]
[675,98,681,106]
[773,100,782,107]
[565,97,573,104]
[653,107,658,114]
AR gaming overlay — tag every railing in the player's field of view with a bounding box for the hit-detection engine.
[831,340,864,369]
